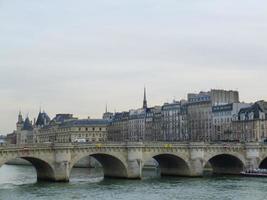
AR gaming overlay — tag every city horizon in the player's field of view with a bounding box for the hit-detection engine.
[1,86,265,134]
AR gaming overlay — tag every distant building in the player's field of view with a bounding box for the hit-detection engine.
[6,132,16,144]
[210,89,239,106]
[128,108,147,141]
[102,105,114,120]
[212,103,251,141]
[127,87,149,141]
[187,98,212,141]
[232,101,267,142]
[108,112,129,141]
[107,87,149,142]
[161,101,188,141]
[36,118,109,143]
[16,111,34,144]
[14,111,109,144]
[0,134,6,144]
[187,89,239,141]
[12,88,267,144]
[145,106,163,141]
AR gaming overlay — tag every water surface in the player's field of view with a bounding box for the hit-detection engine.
[0,165,267,200]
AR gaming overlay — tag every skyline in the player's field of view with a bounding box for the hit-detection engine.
[1,0,267,133]
[1,87,265,134]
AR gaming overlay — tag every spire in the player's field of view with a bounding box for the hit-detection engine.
[105,104,108,113]
[17,110,24,124]
[143,87,147,109]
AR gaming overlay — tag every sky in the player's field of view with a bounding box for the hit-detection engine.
[0,0,267,134]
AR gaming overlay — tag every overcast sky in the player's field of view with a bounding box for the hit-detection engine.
[0,0,267,133]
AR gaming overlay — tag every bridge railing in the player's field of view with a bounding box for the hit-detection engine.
[0,141,265,151]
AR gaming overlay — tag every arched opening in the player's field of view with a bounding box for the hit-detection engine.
[70,154,128,182]
[259,158,267,169]
[143,154,190,178]
[22,157,55,181]
[205,154,244,175]
[0,157,55,184]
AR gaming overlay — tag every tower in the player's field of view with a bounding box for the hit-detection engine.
[143,87,147,109]
[16,111,24,131]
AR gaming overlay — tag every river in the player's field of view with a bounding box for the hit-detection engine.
[0,165,267,200]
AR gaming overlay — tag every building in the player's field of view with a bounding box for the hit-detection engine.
[232,101,267,142]
[107,112,129,141]
[127,87,148,141]
[161,101,188,141]
[187,89,239,142]
[107,87,148,142]
[0,135,6,144]
[102,105,114,120]
[128,108,147,141]
[187,97,212,142]
[210,89,239,106]
[16,111,34,144]
[212,103,251,141]
[36,117,109,143]
[14,111,109,144]
[145,106,163,141]
[6,132,16,144]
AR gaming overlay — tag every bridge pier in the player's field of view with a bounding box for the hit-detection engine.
[188,158,204,177]
[51,161,70,182]
[189,145,204,177]
[51,149,71,182]
[245,144,260,170]
[126,144,142,179]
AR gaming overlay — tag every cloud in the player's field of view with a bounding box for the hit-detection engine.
[0,0,267,133]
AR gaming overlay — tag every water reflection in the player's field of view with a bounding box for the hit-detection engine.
[1,165,267,200]
[0,165,36,186]
[70,167,104,183]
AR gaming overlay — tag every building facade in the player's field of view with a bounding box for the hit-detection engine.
[186,89,240,142]
[107,112,129,142]
[232,101,267,142]
[12,88,267,144]
[212,103,251,141]
[15,112,109,144]
[161,101,188,141]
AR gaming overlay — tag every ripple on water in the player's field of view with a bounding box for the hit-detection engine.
[1,165,267,200]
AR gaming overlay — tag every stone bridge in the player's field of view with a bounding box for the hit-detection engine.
[1,142,267,182]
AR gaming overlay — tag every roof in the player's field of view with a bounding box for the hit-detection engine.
[238,101,267,119]
[22,117,33,131]
[257,101,267,113]
[59,119,109,128]
[36,112,51,126]
[52,114,76,123]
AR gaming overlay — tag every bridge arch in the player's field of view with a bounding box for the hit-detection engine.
[143,153,191,176]
[0,156,56,181]
[259,157,267,169]
[70,153,128,179]
[204,153,245,175]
